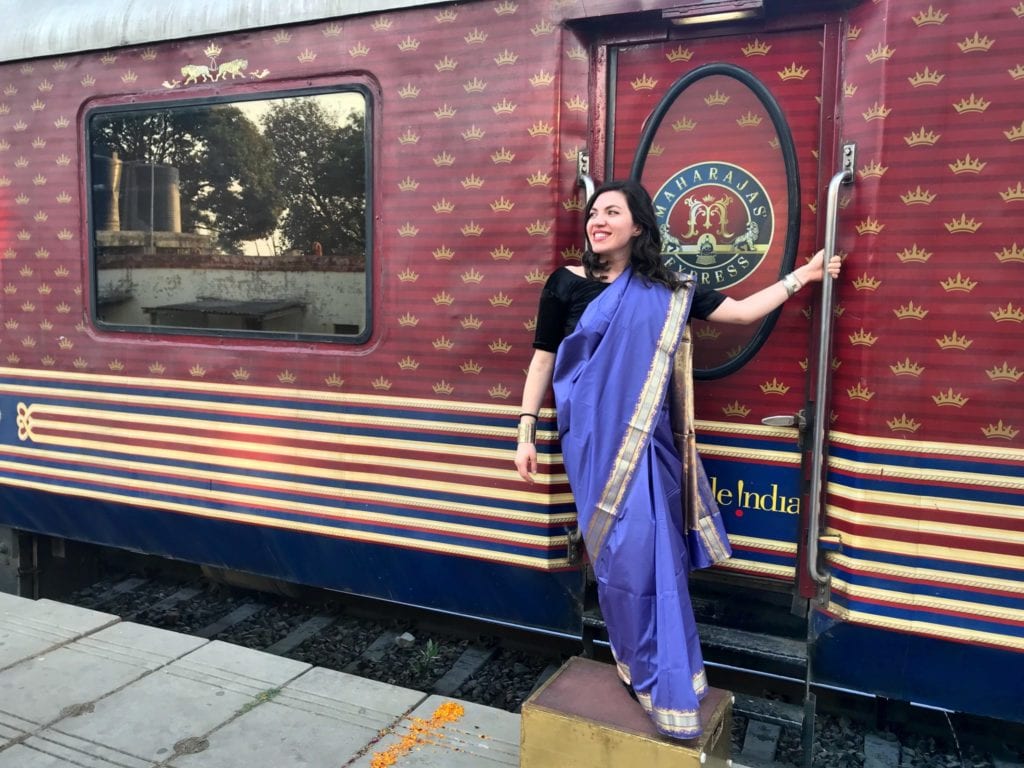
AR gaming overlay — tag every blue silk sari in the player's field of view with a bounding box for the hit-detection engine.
[553,267,731,739]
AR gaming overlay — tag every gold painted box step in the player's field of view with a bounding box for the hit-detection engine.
[521,656,732,767]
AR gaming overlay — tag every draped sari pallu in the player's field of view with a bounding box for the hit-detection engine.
[553,268,731,740]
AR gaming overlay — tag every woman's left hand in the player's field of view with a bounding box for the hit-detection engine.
[798,248,842,284]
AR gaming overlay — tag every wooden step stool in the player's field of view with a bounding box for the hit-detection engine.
[521,656,732,767]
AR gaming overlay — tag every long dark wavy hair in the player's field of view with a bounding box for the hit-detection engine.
[582,179,683,290]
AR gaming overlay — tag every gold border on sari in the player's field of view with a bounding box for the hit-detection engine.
[583,287,691,558]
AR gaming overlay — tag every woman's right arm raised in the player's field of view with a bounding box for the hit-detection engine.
[515,349,556,482]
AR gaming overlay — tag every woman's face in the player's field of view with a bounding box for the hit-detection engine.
[586,190,640,263]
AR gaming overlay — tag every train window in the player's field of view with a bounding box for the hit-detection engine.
[87,88,371,342]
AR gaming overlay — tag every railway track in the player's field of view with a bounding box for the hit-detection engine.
[60,560,1024,768]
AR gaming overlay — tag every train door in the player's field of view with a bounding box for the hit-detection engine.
[589,13,847,688]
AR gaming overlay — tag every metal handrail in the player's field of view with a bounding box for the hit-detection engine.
[806,165,852,586]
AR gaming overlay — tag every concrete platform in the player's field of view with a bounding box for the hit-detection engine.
[0,594,515,768]
[0,594,755,768]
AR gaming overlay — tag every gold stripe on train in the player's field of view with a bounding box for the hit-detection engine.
[831,575,1024,625]
[829,456,1024,495]
[0,452,576,527]
[828,507,1024,547]
[827,481,1022,521]
[830,429,1024,465]
[827,598,1024,653]
[0,373,555,421]
[20,405,570,496]
[0,476,575,570]
[825,530,1024,571]
[830,554,1024,597]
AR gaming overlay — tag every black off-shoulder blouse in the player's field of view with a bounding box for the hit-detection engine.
[532,267,727,352]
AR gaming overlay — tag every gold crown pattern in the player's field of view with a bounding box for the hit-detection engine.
[666,46,693,62]
[944,215,981,233]
[704,89,729,106]
[488,384,511,400]
[737,111,762,127]
[778,63,809,81]
[741,39,771,56]
[890,358,924,376]
[893,301,928,319]
[865,44,895,63]
[432,380,454,395]
[908,67,944,87]
[631,74,657,91]
[953,94,990,113]
[530,70,554,87]
[847,382,874,401]
[855,217,884,235]
[932,388,968,407]
[999,182,1024,202]
[982,421,1019,440]
[995,243,1024,262]
[858,159,887,178]
[912,5,948,25]
[900,186,936,205]
[942,272,974,292]
[722,401,751,418]
[849,329,878,346]
[852,273,881,291]
[862,102,891,121]
[957,32,994,53]
[760,378,790,395]
[991,303,1024,322]
[987,363,1022,382]
[936,330,972,350]
[887,414,920,434]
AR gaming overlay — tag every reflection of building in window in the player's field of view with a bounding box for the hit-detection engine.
[143,297,306,331]
[88,87,370,339]
[95,243,365,336]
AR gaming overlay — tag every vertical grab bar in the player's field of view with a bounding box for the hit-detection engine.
[807,155,854,587]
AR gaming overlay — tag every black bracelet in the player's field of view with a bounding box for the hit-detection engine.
[519,412,538,420]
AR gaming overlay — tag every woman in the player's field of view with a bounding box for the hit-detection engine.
[515,179,840,739]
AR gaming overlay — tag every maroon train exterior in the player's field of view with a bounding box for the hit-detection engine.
[0,0,1021,724]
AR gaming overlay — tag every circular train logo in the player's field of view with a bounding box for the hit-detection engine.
[653,161,773,289]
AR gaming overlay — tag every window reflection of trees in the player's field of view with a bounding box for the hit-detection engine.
[90,90,369,340]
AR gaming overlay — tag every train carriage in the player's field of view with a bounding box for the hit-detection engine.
[0,0,1021,727]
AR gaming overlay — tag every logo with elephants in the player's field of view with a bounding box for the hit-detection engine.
[652,161,773,289]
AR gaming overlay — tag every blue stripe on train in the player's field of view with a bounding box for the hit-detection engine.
[829,443,1024,479]
[811,613,1024,723]
[0,485,583,634]
[831,561,1024,610]
[837,544,1024,584]
[828,590,1024,639]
